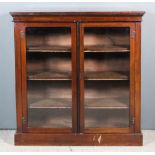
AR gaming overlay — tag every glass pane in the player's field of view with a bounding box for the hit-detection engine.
[84,27,130,128]
[26,27,72,128]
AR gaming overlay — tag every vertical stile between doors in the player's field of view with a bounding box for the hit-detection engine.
[71,24,78,133]
[79,23,85,133]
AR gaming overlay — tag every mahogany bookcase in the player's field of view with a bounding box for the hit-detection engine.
[11,11,144,146]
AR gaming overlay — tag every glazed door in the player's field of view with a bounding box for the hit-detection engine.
[20,23,77,133]
[79,22,136,133]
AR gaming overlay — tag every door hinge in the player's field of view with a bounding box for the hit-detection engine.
[20,31,24,38]
[22,117,26,124]
[130,116,135,125]
[131,30,136,38]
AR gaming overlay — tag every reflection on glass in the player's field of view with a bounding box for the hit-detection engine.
[26,27,72,128]
[84,27,130,128]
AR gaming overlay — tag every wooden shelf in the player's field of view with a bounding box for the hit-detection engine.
[84,45,130,53]
[27,45,71,53]
[27,70,129,81]
[27,70,71,80]
[27,45,129,53]
[85,98,129,109]
[29,97,129,109]
[85,71,129,80]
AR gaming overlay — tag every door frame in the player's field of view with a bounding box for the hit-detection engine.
[18,22,77,133]
[79,22,136,134]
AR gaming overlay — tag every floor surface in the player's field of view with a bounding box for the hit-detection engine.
[0,130,155,152]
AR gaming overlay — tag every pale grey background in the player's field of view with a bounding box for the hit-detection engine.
[0,2,154,129]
